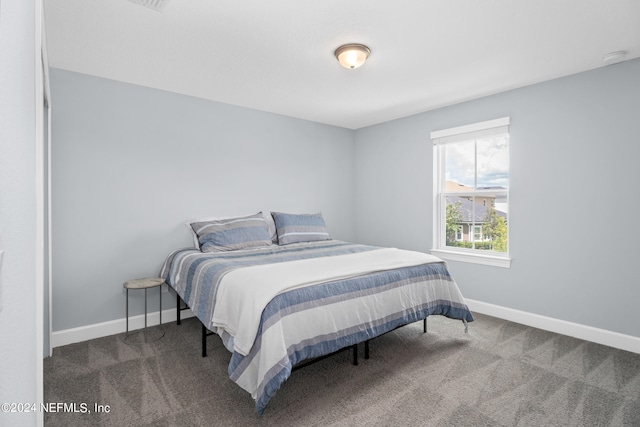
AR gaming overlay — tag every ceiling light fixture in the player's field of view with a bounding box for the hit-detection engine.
[603,50,627,65]
[127,0,170,12]
[335,44,371,69]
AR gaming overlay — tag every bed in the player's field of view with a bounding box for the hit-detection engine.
[159,211,474,415]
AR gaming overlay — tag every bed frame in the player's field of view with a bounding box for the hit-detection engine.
[175,292,427,366]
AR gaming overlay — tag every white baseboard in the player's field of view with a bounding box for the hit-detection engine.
[52,298,640,355]
[466,298,640,354]
[51,308,195,348]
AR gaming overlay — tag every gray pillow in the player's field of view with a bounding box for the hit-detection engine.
[190,212,272,252]
[271,212,330,245]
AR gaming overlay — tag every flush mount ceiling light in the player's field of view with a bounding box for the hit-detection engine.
[603,50,627,65]
[335,44,371,69]
[127,0,170,12]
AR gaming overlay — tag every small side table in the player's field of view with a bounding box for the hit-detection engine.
[123,277,165,343]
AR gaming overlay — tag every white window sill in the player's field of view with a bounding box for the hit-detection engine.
[430,249,511,268]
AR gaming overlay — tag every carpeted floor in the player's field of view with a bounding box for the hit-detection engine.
[44,313,640,426]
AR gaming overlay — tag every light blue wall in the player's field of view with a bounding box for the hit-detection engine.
[52,58,640,340]
[51,69,355,331]
[354,58,640,338]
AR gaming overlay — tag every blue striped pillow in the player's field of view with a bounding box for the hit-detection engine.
[190,212,272,252]
[271,212,330,245]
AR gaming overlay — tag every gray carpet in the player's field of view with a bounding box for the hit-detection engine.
[44,313,640,426]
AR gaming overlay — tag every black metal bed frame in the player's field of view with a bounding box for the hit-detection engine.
[176,292,427,368]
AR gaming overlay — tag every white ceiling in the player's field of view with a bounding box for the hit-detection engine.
[44,0,640,130]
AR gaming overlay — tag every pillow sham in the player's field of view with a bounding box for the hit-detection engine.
[189,212,272,252]
[271,211,330,245]
[185,211,277,248]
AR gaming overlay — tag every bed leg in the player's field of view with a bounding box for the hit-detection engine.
[176,293,181,325]
[423,317,427,333]
[352,344,358,366]
[364,340,370,360]
[201,324,208,357]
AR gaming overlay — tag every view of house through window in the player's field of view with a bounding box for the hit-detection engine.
[432,118,509,257]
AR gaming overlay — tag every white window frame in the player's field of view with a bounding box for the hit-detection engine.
[473,225,483,242]
[431,117,511,268]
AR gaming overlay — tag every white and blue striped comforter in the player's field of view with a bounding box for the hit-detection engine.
[160,240,474,415]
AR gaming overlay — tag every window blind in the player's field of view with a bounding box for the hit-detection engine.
[431,117,510,145]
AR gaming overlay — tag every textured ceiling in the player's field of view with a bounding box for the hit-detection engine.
[44,0,640,129]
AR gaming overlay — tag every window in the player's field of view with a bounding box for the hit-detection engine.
[473,225,483,242]
[431,117,511,268]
